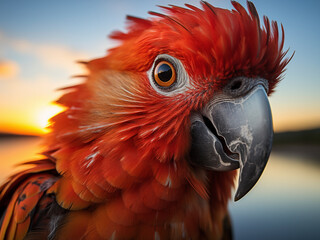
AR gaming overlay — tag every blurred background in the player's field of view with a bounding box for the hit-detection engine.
[0,0,319,239]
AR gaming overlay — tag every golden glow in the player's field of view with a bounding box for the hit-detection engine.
[272,106,320,132]
[35,104,65,134]
[0,103,65,136]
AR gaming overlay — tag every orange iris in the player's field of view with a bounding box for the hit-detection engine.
[153,61,176,87]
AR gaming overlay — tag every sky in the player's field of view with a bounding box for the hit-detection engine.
[0,0,319,135]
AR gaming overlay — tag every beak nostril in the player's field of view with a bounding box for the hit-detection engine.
[230,80,242,90]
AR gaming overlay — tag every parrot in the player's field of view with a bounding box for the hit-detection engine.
[0,1,292,239]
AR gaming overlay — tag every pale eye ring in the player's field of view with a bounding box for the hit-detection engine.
[148,54,190,96]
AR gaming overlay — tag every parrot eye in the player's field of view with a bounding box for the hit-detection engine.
[148,54,190,96]
[153,61,176,87]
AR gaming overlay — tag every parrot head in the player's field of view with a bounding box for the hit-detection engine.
[47,0,291,231]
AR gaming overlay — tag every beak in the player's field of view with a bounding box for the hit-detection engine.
[189,79,273,201]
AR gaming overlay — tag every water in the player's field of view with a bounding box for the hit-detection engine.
[0,138,319,239]
[0,137,44,180]
[230,150,320,239]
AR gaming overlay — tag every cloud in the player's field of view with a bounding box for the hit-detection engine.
[0,31,90,75]
[0,60,19,79]
[12,39,89,74]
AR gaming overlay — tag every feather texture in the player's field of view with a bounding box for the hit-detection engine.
[0,1,291,239]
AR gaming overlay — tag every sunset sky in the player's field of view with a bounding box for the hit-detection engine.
[0,0,319,135]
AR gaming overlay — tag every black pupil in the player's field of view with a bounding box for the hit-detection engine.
[157,63,172,82]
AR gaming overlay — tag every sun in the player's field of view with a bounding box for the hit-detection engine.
[0,102,65,136]
[36,103,65,134]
